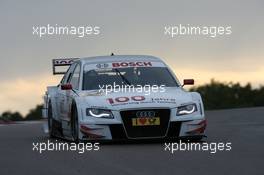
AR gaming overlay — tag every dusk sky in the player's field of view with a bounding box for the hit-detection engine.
[0,0,263,115]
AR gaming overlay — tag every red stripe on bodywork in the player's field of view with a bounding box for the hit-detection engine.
[186,119,207,134]
[188,119,207,126]
[186,125,206,134]
[80,125,105,138]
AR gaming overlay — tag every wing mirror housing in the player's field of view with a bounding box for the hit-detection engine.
[182,79,194,87]
[61,83,72,90]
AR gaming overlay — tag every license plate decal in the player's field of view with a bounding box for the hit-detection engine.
[132,117,160,126]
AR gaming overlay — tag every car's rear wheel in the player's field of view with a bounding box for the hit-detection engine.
[71,105,79,143]
[48,102,56,138]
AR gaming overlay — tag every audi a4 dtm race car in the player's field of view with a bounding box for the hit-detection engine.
[42,55,206,141]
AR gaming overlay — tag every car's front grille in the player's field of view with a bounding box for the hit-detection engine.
[166,122,182,138]
[109,124,127,140]
[120,109,170,138]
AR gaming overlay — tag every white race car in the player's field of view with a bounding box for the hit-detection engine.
[42,55,206,141]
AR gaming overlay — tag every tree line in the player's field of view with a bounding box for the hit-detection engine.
[191,79,264,110]
[0,80,264,121]
[0,105,43,122]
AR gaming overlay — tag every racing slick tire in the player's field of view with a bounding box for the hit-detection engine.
[48,101,56,138]
[180,135,204,142]
[191,136,204,142]
[71,104,80,143]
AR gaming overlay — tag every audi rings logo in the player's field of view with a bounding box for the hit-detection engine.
[136,111,156,118]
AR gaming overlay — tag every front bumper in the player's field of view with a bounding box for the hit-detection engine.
[79,119,206,140]
[79,107,206,140]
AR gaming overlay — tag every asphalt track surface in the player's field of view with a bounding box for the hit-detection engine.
[0,107,263,175]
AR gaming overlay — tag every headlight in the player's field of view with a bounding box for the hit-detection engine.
[86,108,114,119]
[176,103,197,116]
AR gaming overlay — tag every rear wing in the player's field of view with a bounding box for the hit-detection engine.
[52,58,78,75]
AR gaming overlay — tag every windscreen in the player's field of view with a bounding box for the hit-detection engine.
[82,66,179,90]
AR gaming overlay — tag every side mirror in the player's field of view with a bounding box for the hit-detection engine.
[61,83,72,90]
[182,79,194,86]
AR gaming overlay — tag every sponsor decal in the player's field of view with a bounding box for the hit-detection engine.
[106,96,177,106]
[96,63,109,69]
[107,96,146,104]
[112,62,152,68]
[53,58,77,66]
[152,98,176,103]
[132,117,160,126]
